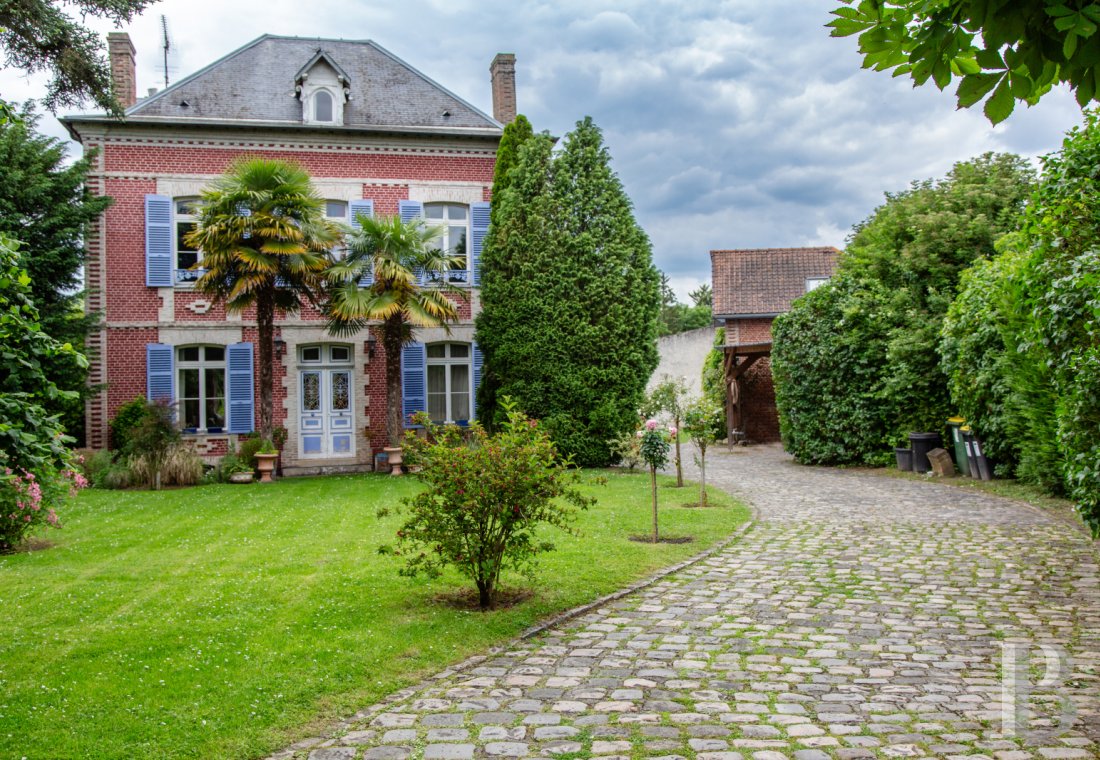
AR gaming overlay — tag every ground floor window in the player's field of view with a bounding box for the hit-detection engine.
[178,345,225,432]
[426,343,471,424]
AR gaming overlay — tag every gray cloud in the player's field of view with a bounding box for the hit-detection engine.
[2,0,1086,299]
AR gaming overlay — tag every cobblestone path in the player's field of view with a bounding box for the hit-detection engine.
[280,446,1100,760]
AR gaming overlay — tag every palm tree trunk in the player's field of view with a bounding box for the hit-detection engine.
[256,291,275,441]
[383,316,404,447]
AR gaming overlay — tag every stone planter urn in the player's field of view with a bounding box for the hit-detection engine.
[382,446,404,476]
[229,471,254,484]
[254,453,278,483]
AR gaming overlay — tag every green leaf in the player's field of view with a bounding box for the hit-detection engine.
[957,72,1003,107]
[1064,31,1078,60]
[983,76,1016,123]
[953,56,981,75]
[975,46,1005,69]
[827,17,872,36]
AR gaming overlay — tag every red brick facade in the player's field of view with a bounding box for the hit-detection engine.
[66,36,502,474]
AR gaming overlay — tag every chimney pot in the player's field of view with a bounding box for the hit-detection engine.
[490,53,516,125]
[107,32,137,110]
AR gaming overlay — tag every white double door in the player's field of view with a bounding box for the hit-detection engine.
[299,368,354,457]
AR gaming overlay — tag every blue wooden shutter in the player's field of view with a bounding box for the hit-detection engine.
[350,199,375,286]
[401,342,426,427]
[145,195,173,287]
[472,341,484,420]
[470,202,490,287]
[146,343,174,403]
[399,200,425,284]
[226,342,255,434]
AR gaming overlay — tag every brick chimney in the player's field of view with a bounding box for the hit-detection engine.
[490,53,516,124]
[107,32,137,110]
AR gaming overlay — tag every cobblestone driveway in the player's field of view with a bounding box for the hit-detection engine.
[280,446,1100,760]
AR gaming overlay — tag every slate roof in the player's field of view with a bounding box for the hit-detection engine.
[711,247,840,318]
[70,35,501,135]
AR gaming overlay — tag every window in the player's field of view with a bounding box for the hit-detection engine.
[175,197,201,284]
[426,343,471,424]
[178,346,225,433]
[805,276,829,292]
[314,90,333,122]
[424,203,469,283]
[326,200,349,258]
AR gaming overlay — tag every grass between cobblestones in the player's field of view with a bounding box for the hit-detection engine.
[0,469,749,760]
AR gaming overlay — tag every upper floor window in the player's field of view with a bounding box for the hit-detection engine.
[805,276,829,292]
[424,203,469,283]
[178,345,225,433]
[313,90,334,122]
[325,200,349,258]
[426,342,471,424]
[175,197,201,284]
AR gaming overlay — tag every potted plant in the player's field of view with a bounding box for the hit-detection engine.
[254,439,278,483]
[226,457,254,484]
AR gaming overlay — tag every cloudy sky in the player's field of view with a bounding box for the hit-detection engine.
[2,0,1086,299]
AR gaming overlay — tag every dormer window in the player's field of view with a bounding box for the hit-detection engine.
[314,91,333,122]
[295,50,351,126]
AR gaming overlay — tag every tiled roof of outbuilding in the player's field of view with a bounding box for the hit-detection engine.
[711,247,841,317]
[124,35,500,132]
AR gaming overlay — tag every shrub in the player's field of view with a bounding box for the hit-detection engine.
[236,437,265,470]
[389,400,595,610]
[132,444,203,487]
[77,449,115,485]
[109,397,149,453]
[773,153,1034,465]
[127,399,179,490]
[0,233,87,550]
[1017,110,1100,534]
[607,430,642,470]
[773,277,895,465]
[700,328,727,440]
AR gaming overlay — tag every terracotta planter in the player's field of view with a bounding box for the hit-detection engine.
[254,453,278,483]
[383,446,404,476]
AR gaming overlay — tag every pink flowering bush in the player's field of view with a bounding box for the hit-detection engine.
[0,466,86,552]
[383,398,595,610]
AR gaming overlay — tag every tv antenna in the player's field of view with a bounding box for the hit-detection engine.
[160,16,171,89]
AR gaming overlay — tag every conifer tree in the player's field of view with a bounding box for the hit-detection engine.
[476,117,660,466]
[0,109,112,442]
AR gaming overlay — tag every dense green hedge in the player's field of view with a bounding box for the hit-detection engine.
[1017,111,1100,533]
[773,153,1034,466]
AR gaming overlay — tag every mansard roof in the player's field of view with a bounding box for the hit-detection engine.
[68,35,501,137]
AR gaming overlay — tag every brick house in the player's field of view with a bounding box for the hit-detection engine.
[710,247,839,443]
[62,33,515,474]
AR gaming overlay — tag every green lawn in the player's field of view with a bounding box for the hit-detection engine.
[0,470,749,759]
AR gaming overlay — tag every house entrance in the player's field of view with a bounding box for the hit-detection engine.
[298,345,355,458]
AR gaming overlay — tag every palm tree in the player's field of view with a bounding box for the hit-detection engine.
[186,157,340,441]
[325,213,463,447]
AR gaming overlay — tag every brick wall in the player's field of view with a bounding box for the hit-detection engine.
[102,143,495,181]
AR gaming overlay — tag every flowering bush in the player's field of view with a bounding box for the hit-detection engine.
[0,233,88,551]
[0,466,85,552]
[385,399,595,610]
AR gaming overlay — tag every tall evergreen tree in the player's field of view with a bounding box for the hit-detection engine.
[0,109,112,442]
[476,117,659,466]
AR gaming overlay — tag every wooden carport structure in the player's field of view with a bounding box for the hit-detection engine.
[722,341,771,445]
